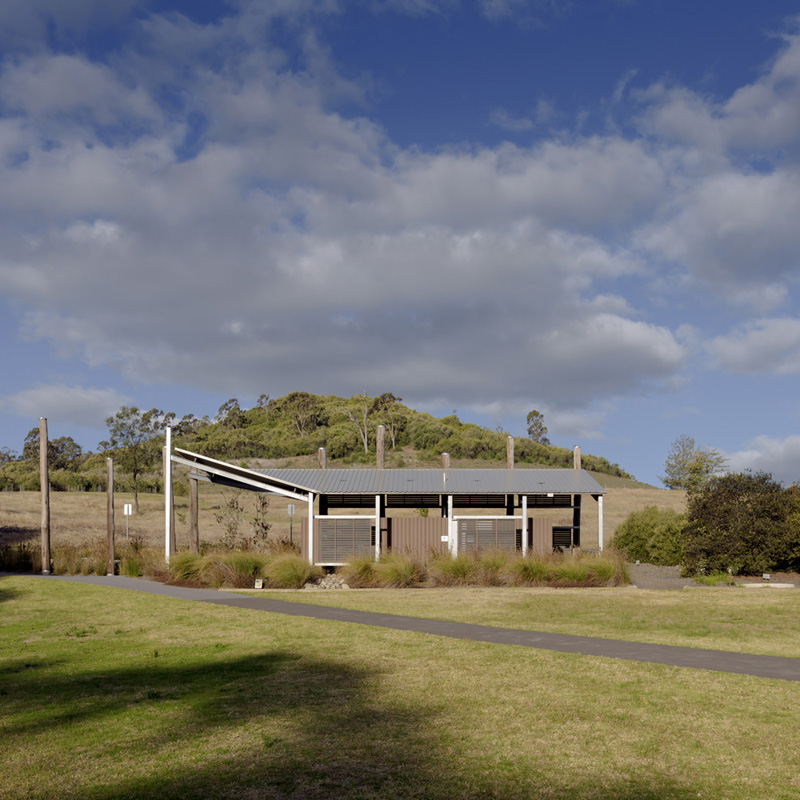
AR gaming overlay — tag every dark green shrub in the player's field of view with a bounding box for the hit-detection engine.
[683,471,800,575]
[612,506,685,565]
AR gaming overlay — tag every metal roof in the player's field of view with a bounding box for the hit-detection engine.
[252,468,604,495]
[171,449,604,496]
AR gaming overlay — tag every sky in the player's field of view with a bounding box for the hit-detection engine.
[2,0,800,486]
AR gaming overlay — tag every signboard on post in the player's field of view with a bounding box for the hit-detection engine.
[123,503,133,542]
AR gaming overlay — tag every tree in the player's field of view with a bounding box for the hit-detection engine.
[526,410,550,445]
[273,392,321,437]
[660,434,727,492]
[100,406,174,512]
[373,393,406,450]
[682,471,800,575]
[22,429,83,470]
[340,393,371,454]
[612,506,685,566]
[215,398,242,428]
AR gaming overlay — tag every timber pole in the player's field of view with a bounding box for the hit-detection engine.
[39,417,50,574]
[189,477,199,554]
[376,425,385,470]
[507,435,514,468]
[106,458,115,575]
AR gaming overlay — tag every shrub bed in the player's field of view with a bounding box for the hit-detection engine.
[0,539,629,589]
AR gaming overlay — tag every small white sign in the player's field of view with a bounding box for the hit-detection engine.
[254,578,264,589]
[123,504,133,516]
[287,504,295,515]
[440,535,449,542]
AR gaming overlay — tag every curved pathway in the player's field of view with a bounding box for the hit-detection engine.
[14,573,800,682]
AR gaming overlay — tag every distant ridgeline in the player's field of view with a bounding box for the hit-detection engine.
[0,392,632,491]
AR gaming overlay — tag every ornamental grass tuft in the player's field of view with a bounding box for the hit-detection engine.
[476,549,510,586]
[339,553,379,588]
[374,552,424,588]
[428,552,476,586]
[265,552,322,589]
[509,554,554,586]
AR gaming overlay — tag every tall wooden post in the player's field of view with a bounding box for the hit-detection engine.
[39,417,50,574]
[573,445,581,470]
[506,435,514,468]
[106,458,115,575]
[376,425,385,470]
[189,477,199,554]
[441,452,450,469]
[318,447,327,470]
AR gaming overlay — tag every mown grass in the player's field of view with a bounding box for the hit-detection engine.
[1,575,799,800]
[257,586,800,659]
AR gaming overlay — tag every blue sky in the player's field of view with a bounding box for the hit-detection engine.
[2,0,800,486]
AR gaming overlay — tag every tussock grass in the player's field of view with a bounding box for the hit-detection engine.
[339,553,379,588]
[509,554,553,586]
[475,548,510,586]
[428,552,476,585]
[374,552,424,588]
[264,553,322,588]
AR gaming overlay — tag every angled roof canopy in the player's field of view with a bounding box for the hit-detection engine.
[172,448,606,498]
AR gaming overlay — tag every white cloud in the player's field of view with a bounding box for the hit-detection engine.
[639,168,800,305]
[726,435,800,485]
[0,385,132,427]
[707,318,800,374]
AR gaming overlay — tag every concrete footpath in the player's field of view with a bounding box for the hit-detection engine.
[12,573,800,683]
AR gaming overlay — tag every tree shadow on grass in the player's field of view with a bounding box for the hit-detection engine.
[0,574,23,602]
[4,648,706,800]
[0,525,38,547]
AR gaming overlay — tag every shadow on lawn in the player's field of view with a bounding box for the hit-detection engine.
[5,648,703,800]
[0,574,23,602]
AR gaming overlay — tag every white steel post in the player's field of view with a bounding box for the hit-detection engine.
[375,494,381,561]
[521,494,528,557]
[448,494,455,556]
[307,492,315,565]
[598,495,604,551]
[164,426,172,563]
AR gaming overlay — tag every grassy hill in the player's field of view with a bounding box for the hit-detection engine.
[0,392,635,492]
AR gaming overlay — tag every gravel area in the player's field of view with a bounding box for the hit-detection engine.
[627,563,799,590]
[627,563,701,590]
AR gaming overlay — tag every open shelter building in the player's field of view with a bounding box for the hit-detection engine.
[170,437,606,566]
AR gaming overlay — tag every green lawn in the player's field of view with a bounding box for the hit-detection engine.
[2,575,799,800]
[254,585,800,658]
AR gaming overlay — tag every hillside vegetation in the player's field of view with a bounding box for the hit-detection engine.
[0,392,633,492]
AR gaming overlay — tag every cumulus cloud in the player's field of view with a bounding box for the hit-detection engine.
[0,385,132,427]
[708,318,800,374]
[8,3,800,433]
[726,435,800,485]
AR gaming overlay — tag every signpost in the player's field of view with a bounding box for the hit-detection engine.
[123,503,133,543]
[288,504,295,545]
